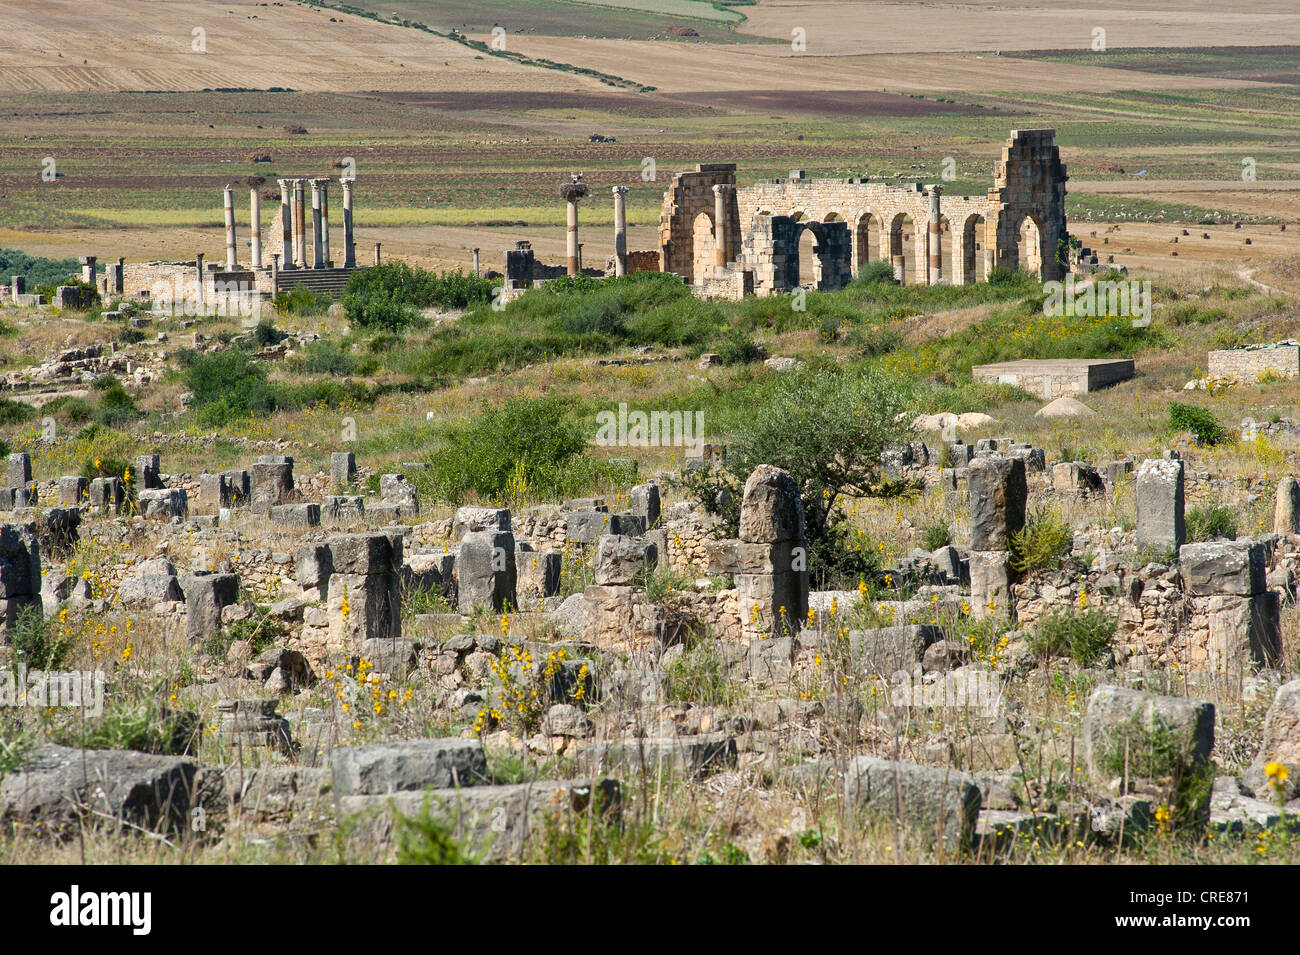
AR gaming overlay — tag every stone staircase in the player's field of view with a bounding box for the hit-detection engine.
[274,267,357,299]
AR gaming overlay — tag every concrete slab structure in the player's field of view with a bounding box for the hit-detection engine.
[971,358,1134,399]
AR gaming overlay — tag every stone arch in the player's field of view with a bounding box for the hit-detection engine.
[886,212,913,284]
[823,211,841,222]
[1017,214,1045,279]
[957,212,989,284]
[791,219,851,291]
[691,211,715,285]
[797,223,819,284]
[853,211,876,274]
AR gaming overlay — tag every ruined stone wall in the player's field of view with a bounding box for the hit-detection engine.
[120,262,273,305]
[1208,344,1300,384]
[662,129,1068,292]
[990,128,1069,281]
[657,163,739,279]
[603,250,661,277]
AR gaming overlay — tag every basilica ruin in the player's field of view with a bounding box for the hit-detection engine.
[504,128,1070,301]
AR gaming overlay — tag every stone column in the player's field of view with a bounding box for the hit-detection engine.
[472,247,481,277]
[278,179,294,269]
[982,218,996,280]
[319,179,330,267]
[374,243,382,266]
[712,184,729,269]
[968,456,1027,620]
[1276,477,1300,535]
[341,178,356,268]
[293,179,307,269]
[1136,458,1185,550]
[249,186,262,270]
[271,253,279,290]
[80,255,96,285]
[566,195,579,275]
[195,253,205,311]
[611,186,628,277]
[927,185,942,285]
[310,179,324,270]
[731,465,807,640]
[223,184,237,271]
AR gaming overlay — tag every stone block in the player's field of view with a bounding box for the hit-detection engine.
[456,530,516,612]
[967,456,1027,551]
[1135,458,1185,550]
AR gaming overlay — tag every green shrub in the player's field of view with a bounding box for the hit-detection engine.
[1010,506,1072,573]
[8,605,74,669]
[92,377,141,427]
[625,296,723,347]
[922,518,952,551]
[253,318,288,346]
[691,365,913,588]
[1027,608,1116,665]
[302,340,357,376]
[1168,401,1226,446]
[845,324,902,358]
[852,260,896,286]
[203,603,289,658]
[562,292,626,337]
[1186,504,1237,542]
[986,265,1024,285]
[180,349,280,425]
[0,398,34,426]
[343,263,494,330]
[273,284,328,317]
[393,798,480,865]
[425,395,589,505]
[41,395,92,423]
[80,455,135,500]
[716,327,763,365]
[0,248,84,289]
[47,684,197,755]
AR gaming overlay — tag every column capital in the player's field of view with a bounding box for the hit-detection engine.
[927,183,944,196]
[712,183,731,196]
[611,185,628,197]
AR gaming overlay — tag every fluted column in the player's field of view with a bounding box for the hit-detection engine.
[310,179,325,269]
[712,184,729,268]
[293,179,307,268]
[223,184,237,271]
[249,186,262,269]
[927,185,942,285]
[277,180,293,269]
[320,179,330,268]
[341,178,356,268]
[612,185,628,276]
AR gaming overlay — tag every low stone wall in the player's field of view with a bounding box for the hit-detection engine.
[1208,343,1300,384]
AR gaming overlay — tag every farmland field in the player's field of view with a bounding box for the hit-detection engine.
[4,0,1300,882]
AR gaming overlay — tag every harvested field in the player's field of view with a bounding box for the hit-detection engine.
[0,0,602,94]
[664,89,988,117]
[504,39,1273,94]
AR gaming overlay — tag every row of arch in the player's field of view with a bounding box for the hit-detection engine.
[790,209,1044,286]
[687,206,1048,289]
